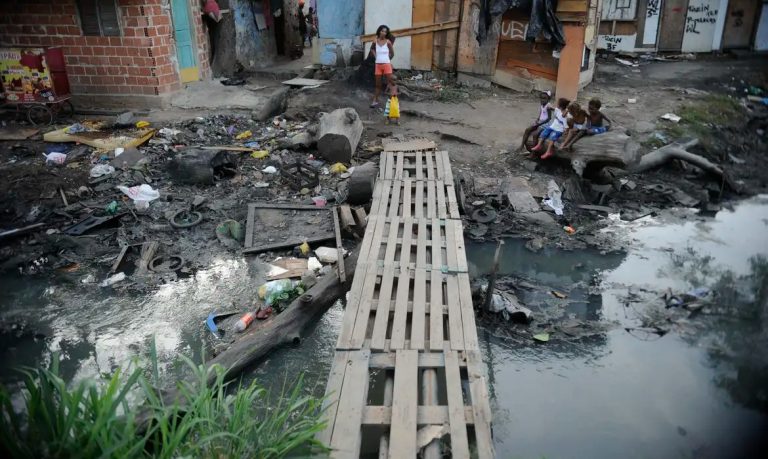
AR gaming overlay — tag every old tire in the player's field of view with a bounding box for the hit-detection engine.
[170,210,203,229]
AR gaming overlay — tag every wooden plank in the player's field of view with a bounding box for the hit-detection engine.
[370,217,401,350]
[330,350,371,459]
[415,151,423,180]
[371,299,447,314]
[339,204,356,231]
[362,405,476,425]
[416,219,428,268]
[376,180,393,217]
[426,180,436,218]
[402,179,412,219]
[414,181,425,219]
[333,207,347,283]
[385,153,394,180]
[436,180,447,219]
[395,153,404,180]
[425,151,435,180]
[399,218,413,271]
[429,218,444,350]
[411,268,427,349]
[242,234,335,255]
[349,222,390,348]
[244,204,255,248]
[361,21,460,42]
[458,273,479,350]
[382,138,437,152]
[439,151,453,181]
[444,351,470,457]
[444,220,465,349]
[316,351,349,445]
[434,149,445,180]
[389,350,418,458]
[466,350,495,459]
[390,268,412,349]
[412,0,436,70]
[446,184,460,218]
[369,350,472,369]
[389,180,402,219]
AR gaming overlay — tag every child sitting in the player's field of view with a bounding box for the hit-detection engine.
[520,91,553,151]
[560,102,588,151]
[531,97,569,159]
[560,98,611,150]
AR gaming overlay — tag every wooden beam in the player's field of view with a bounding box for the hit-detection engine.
[361,21,460,42]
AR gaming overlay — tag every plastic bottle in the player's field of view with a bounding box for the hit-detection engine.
[233,312,256,333]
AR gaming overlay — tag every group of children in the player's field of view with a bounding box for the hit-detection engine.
[523,91,611,159]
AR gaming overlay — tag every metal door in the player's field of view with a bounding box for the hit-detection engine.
[658,0,690,51]
[172,0,199,82]
[722,0,760,48]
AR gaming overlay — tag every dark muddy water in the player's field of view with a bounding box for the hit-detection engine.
[1,196,767,458]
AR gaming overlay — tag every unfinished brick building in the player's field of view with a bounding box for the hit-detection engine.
[0,0,212,107]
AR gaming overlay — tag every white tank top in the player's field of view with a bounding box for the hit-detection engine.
[375,41,390,64]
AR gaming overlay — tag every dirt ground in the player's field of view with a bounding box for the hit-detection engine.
[0,54,766,277]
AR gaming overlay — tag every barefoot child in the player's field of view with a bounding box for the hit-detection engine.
[562,98,611,149]
[520,91,553,150]
[560,102,588,151]
[531,97,569,159]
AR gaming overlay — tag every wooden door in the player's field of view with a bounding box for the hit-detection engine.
[658,0,690,51]
[171,0,198,82]
[722,0,760,48]
[411,0,435,70]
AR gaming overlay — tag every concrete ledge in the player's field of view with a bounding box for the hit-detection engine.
[457,72,492,88]
[71,93,172,110]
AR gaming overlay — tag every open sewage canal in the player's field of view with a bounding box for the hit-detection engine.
[2,196,767,458]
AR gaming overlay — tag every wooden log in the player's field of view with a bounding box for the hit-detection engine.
[204,247,359,385]
[317,108,363,164]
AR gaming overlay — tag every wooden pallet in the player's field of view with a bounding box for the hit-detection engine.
[321,148,493,458]
[379,150,453,182]
[317,349,493,459]
[369,179,461,220]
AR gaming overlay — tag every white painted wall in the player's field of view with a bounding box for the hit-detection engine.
[364,0,412,69]
[711,0,729,50]
[681,0,722,52]
[597,34,638,52]
[643,0,662,45]
[758,2,768,51]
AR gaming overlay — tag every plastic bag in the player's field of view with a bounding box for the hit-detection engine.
[258,279,305,306]
[330,163,347,174]
[543,180,563,216]
[388,96,400,118]
[90,164,115,178]
[251,150,269,159]
[384,98,391,117]
[236,130,252,140]
[43,152,67,165]
[117,184,160,209]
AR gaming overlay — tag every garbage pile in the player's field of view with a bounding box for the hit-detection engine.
[0,107,375,294]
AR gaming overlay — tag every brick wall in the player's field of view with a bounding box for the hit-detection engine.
[0,0,211,100]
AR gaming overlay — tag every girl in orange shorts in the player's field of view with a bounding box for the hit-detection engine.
[370,24,395,108]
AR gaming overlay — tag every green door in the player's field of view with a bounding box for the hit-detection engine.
[171,0,198,82]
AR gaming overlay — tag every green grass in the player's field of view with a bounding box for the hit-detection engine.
[649,94,746,150]
[0,341,327,459]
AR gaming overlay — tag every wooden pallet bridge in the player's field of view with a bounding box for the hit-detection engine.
[318,142,494,458]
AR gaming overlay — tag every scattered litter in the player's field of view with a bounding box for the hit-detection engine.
[254,182,270,188]
[158,127,180,138]
[660,113,681,123]
[627,98,637,104]
[563,225,576,234]
[65,123,87,134]
[533,332,550,343]
[43,152,67,165]
[299,241,310,256]
[315,246,347,263]
[262,166,278,174]
[258,279,305,307]
[308,257,322,271]
[80,274,96,284]
[543,181,564,216]
[615,58,638,67]
[135,121,150,129]
[99,272,126,287]
[233,312,256,332]
[235,130,252,140]
[251,150,269,159]
[312,196,327,207]
[267,257,309,280]
[118,184,160,209]
[330,162,348,174]
[550,290,567,299]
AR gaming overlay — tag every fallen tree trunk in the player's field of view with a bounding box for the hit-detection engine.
[317,108,363,164]
[629,139,739,191]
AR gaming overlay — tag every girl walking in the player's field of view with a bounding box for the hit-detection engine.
[370,25,395,108]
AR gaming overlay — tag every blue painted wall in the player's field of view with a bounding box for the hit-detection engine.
[317,0,364,39]
[233,0,277,69]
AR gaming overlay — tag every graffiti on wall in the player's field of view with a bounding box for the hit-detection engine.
[601,0,638,21]
[500,19,528,41]
[685,2,719,34]
[597,34,637,52]
[643,0,662,45]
